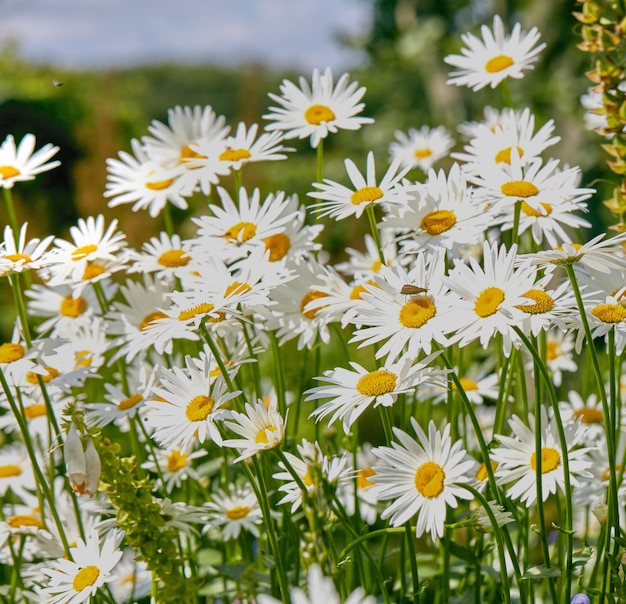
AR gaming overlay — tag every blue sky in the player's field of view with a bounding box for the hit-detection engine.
[0,0,370,70]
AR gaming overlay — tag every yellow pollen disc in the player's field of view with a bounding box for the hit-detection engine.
[350,281,379,300]
[74,350,93,367]
[185,395,215,421]
[495,146,524,165]
[26,366,59,384]
[225,281,252,297]
[0,342,25,363]
[515,289,554,314]
[226,505,251,520]
[60,295,88,317]
[301,290,328,319]
[71,244,98,261]
[158,249,190,267]
[602,465,621,481]
[414,148,432,159]
[500,181,539,198]
[350,186,384,206]
[303,469,314,487]
[178,302,215,321]
[0,464,22,478]
[414,461,445,498]
[573,407,603,424]
[521,201,552,217]
[118,393,143,411]
[82,263,105,280]
[371,259,382,272]
[0,165,20,179]
[453,377,479,391]
[591,303,626,324]
[72,565,100,591]
[420,209,457,235]
[485,54,515,73]
[140,311,167,331]
[546,341,559,361]
[219,148,252,162]
[167,450,188,472]
[8,515,44,529]
[4,252,31,263]
[356,369,397,396]
[530,447,561,473]
[304,104,335,125]
[476,461,498,482]
[223,221,257,243]
[145,177,174,191]
[398,297,436,328]
[357,467,376,489]
[24,403,47,420]
[474,287,505,318]
[264,233,291,262]
[554,243,583,253]
[180,144,206,162]
[255,425,279,444]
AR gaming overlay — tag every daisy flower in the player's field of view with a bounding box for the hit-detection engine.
[108,548,152,604]
[389,125,454,172]
[308,151,411,220]
[370,419,475,540]
[143,354,240,452]
[0,223,54,275]
[422,366,500,405]
[457,106,516,140]
[586,294,626,354]
[221,397,286,462]
[0,133,60,188]
[491,408,593,505]
[335,231,400,280]
[38,528,124,604]
[444,15,546,91]
[140,446,205,492]
[306,352,446,434]
[264,66,374,148]
[0,443,37,502]
[204,484,263,540]
[558,391,607,444]
[542,329,577,387]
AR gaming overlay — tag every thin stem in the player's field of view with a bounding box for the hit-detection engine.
[162,202,175,237]
[3,187,20,237]
[404,522,420,604]
[316,139,324,185]
[366,204,386,265]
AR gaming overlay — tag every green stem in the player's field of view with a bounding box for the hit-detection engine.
[269,332,287,418]
[366,204,386,265]
[316,139,324,185]
[405,522,420,604]
[511,200,522,247]
[162,202,175,237]
[3,187,20,237]
[233,168,243,193]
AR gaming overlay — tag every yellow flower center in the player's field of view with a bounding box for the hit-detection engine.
[413,148,432,159]
[185,395,215,421]
[74,350,93,367]
[4,252,31,263]
[264,233,291,262]
[255,425,279,444]
[158,249,190,267]
[0,342,25,363]
[485,54,515,73]
[60,295,88,318]
[602,465,622,482]
[521,201,552,217]
[219,148,252,162]
[420,209,457,235]
[167,449,188,472]
[140,311,168,331]
[515,289,554,314]
[495,146,524,165]
[371,259,382,272]
[350,280,379,300]
[300,290,328,319]
[0,166,20,179]
[357,467,376,489]
[414,461,445,498]
[82,263,105,280]
[554,243,583,253]
[224,281,252,298]
[500,181,539,198]
[0,464,22,478]
[530,447,561,473]
[355,369,397,396]
[71,244,98,261]
[72,565,100,591]
[474,287,505,318]
[24,403,47,420]
[546,341,559,361]
[146,177,174,191]
[303,469,314,487]
[180,144,206,162]
[305,104,336,125]
[591,303,626,324]
[118,393,143,411]
[572,408,603,424]
[453,377,479,391]
[178,302,215,321]
[223,221,257,243]
[475,461,498,482]
[7,514,44,529]
[26,366,59,384]
[350,186,384,206]
[226,505,251,520]
[398,297,436,328]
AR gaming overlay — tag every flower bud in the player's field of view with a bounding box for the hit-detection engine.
[64,422,87,494]
[83,437,101,498]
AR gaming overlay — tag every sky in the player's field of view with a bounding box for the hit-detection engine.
[0,0,371,71]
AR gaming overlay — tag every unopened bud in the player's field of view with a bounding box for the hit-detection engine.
[592,501,608,525]
[83,438,101,498]
[64,422,87,494]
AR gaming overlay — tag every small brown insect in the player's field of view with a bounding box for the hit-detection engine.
[400,284,428,295]
[53,79,64,87]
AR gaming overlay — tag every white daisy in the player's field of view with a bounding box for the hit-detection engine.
[389,125,454,172]
[140,446,206,492]
[0,133,60,188]
[107,548,152,604]
[370,419,475,540]
[0,443,37,502]
[0,223,54,275]
[335,231,400,280]
[204,484,263,540]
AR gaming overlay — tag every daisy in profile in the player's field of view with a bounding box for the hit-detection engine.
[370,419,475,540]
[204,484,263,540]
[491,408,593,506]
[37,528,124,604]
[0,443,37,502]
[309,151,410,220]
[264,67,374,148]
[306,352,446,434]
[542,329,577,387]
[444,15,545,91]
[558,391,606,445]
[0,223,54,275]
[108,548,152,604]
[0,133,60,188]
[335,231,400,280]
[221,397,285,462]
[389,125,454,172]
[140,446,205,492]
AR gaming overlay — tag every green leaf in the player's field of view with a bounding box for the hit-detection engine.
[522,565,561,580]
